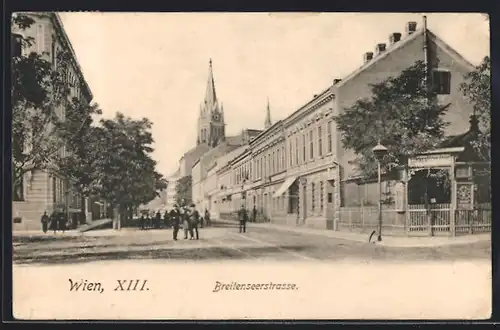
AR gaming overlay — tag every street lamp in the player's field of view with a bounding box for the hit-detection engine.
[372,141,388,242]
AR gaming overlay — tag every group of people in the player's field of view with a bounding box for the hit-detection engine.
[139,203,211,241]
[167,203,211,240]
[40,209,67,234]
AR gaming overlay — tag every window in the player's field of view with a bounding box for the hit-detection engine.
[328,192,333,203]
[272,151,275,174]
[318,126,323,157]
[320,181,324,211]
[432,70,451,95]
[302,134,306,162]
[282,146,285,170]
[289,140,293,167]
[11,33,23,57]
[295,136,299,165]
[327,121,332,153]
[260,156,266,178]
[309,130,314,160]
[311,182,315,211]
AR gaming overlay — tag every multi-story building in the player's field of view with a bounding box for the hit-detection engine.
[164,169,181,211]
[196,17,482,232]
[12,12,94,230]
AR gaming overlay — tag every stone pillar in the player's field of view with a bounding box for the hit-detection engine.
[299,177,307,225]
[450,164,456,237]
[333,167,341,231]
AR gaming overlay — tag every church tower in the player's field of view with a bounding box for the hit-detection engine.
[197,59,226,147]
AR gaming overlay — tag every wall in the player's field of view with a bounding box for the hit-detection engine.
[335,31,474,180]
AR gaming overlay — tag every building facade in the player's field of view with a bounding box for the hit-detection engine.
[164,169,181,211]
[12,12,94,230]
[194,18,483,233]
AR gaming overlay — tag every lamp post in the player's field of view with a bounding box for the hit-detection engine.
[372,142,388,242]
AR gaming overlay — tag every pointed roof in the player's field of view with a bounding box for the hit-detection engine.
[264,98,272,129]
[204,58,217,108]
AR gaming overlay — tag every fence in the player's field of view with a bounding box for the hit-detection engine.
[339,203,491,236]
[338,205,405,235]
[455,203,492,235]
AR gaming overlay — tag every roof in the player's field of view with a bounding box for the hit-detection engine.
[336,28,475,89]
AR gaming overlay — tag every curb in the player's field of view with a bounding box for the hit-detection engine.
[214,219,491,248]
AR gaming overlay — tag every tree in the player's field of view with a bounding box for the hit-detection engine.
[333,60,451,177]
[175,175,192,206]
[55,98,102,197]
[11,13,78,199]
[82,113,167,227]
[460,56,490,163]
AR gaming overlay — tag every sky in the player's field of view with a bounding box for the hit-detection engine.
[58,12,490,177]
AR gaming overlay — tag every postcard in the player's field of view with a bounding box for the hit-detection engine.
[11,12,491,320]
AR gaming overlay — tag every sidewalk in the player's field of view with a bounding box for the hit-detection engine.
[215,219,491,248]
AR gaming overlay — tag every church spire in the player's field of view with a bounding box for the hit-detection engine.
[264,97,272,129]
[204,58,217,110]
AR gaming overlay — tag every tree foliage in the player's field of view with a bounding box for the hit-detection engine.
[175,175,192,206]
[72,113,168,210]
[333,60,450,177]
[460,56,490,162]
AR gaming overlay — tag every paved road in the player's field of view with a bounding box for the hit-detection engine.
[13,222,491,265]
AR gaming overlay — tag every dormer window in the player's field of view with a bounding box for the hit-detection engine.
[432,70,451,95]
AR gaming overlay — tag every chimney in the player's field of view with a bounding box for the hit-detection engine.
[363,52,374,63]
[406,21,417,35]
[375,43,386,55]
[389,32,402,45]
[333,78,342,84]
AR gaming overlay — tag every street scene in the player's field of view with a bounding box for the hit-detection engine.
[11,12,490,320]
[13,222,491,265]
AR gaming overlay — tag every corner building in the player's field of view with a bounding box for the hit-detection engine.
[12,13,94,230]
[217,18,478,231]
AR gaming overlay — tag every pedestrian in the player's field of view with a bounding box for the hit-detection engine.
[252,205,257,223]
[189,204,200,240]
[58,209,67,234]
[155,210,161,229]
[238,204,248,233]
[140,214,146,230]
[41,211,49,234]
[181,206,191,239]
[50,210,58,233]
[145,214,151,230]
[170,205,180,240]
[204,209,211,227]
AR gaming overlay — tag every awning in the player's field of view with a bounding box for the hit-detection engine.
[273,176,297,198]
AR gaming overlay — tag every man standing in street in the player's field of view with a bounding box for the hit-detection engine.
[181,205,190,239]
[155,210,162,229]
[238,204,248,233]
[58,208,67,234]
[170,205,180,240]
[41,211,49,234]
[189,204,200,240]
[204,209,211,227]
[252,205,257,223]
[140,213,146,230]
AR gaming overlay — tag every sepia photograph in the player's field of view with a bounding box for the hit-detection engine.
[10,12,491,320]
